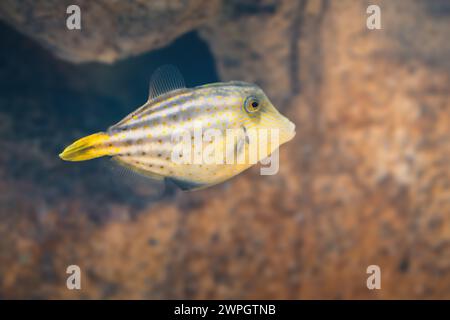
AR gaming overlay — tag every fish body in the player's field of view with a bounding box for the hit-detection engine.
[60,74,295,191]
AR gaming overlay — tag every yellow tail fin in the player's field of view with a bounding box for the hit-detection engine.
[59,132,113,161]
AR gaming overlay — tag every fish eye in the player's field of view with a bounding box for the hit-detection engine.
[244,97,261,113]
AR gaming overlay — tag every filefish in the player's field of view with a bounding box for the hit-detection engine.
[59,66,296,191]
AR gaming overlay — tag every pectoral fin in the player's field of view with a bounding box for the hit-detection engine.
[224,126,249,163]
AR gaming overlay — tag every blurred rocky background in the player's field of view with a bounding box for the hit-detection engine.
[0,0,449,299]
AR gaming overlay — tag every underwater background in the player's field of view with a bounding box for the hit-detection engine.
[0,0,449,299]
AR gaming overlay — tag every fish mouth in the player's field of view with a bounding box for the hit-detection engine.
[281,120,296,142]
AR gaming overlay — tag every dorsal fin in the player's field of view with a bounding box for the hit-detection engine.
[108,65,187,131]
[148,65,186,101]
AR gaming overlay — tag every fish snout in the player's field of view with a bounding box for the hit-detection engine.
[281,120,296,143]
